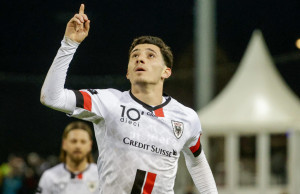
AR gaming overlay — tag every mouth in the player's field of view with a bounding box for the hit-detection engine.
[73,151,82,155]
[135,67,146,72]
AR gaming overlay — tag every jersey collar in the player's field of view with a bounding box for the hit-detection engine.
[129,90,171,112]
[63,163,91,179]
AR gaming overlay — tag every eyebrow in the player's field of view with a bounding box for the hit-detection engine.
[131,48,157,55]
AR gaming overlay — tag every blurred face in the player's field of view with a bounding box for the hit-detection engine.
[126,44,171,85]
[63,129,92,164]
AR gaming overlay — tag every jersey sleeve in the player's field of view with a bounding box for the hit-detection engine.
[41,37,120,123]
[69,88,121,123]
[36,171,53,194]
[40,36,79,114]
[183,111,203,157]
[69,89,103,123]
[182,112,218,193]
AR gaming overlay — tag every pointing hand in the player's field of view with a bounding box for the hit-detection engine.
[65,4,90,43]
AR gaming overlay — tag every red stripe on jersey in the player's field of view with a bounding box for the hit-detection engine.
[80,91,92,111]
[154,108,164,117]
[143,172,157,194]
[189,135,201,153]
[77,173,83,179]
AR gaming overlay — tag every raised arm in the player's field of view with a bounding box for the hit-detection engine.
[40,4,90,113]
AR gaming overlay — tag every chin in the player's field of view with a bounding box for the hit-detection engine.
[70,155,85,163]
[133,78,148,85]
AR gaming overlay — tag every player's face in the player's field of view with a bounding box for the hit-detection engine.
[127,44,171,85]
[63,129,92,163]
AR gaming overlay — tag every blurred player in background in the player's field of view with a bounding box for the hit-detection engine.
[36,121,99,194]
[40,4,217,193]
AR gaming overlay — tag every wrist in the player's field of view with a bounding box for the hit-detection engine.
[63,36,80,48]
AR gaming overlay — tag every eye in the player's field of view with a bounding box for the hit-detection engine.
[71,139,77,144]
[131,54,138,58]
[148,53,155,58]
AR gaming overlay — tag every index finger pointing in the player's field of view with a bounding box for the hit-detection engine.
[79,4,85,14]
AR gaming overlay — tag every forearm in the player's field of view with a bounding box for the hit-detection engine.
[40,37,78,113]
[184,151,218,194]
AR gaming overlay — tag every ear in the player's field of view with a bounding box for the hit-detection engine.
[161,67,172,79]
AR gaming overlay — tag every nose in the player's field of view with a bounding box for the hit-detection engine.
[136,59,145,65]
[135,55,145,65]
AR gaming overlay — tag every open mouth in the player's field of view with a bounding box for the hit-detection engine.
[135,67,146,72]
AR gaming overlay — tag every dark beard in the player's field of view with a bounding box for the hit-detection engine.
[69,153,87,164]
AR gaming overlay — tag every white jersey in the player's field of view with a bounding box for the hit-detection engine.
[40,37,218,194]
[36,163,99,194]
[70,88,202,193]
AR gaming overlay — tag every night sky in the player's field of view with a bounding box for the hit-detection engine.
[1,0,299,162]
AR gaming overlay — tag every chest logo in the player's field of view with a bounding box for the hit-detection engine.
[171,120,184,139]
[87,181,98,192]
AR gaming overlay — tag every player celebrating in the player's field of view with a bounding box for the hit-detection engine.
[36,121,99,194]
[40,4,218,194]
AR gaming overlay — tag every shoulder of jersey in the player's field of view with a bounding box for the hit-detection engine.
[169,98,198,116]
[89,163,98,171]
[42,163,65,178]
[96,88,130,102]
[94,88,125,96]
[45,163,64,171]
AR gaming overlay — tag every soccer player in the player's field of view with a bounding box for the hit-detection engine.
[36,121,99,194]
[40,4,218,194]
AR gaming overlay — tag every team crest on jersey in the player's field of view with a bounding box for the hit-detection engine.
[87,181,97,192]
[171,120,184,139]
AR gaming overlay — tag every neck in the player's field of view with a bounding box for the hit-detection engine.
[131,83,164,106]
[65,157,88,173]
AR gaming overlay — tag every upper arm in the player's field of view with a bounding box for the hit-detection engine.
[41,88,76,114]
[182,111,202,160]
[181,112,218,193]
[69,88,120,123]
